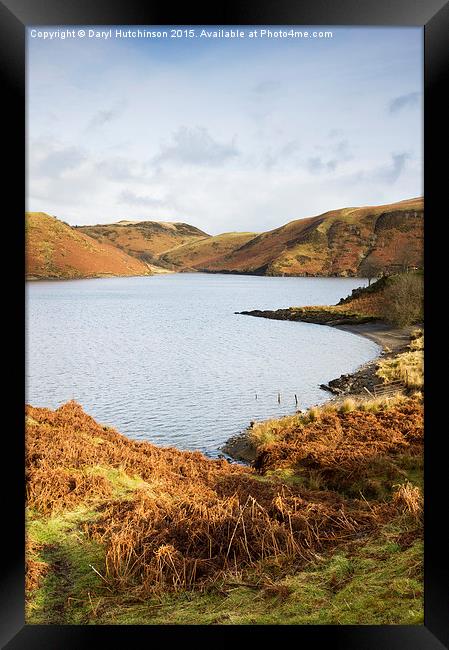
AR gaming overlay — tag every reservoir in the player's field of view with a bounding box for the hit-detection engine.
[26,273,380,456]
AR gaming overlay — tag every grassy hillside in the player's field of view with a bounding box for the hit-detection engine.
[26,393,423,625]
[29,197,423,279]
[78,220,209,268]
[161,232,258,271]
[241,272,424,328]
[198,197,423,277]
[26,213,151,280]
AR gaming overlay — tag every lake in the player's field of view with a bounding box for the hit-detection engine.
[26,273,380,457]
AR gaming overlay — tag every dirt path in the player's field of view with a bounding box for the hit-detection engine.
[39,544,73,624]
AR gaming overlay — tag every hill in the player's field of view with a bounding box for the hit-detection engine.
[240,271,424,329]
[160,232,258,270]
[77,220,209,268]
[26,212,151,280]
[27,197,423,279]
[25,395,422,624]
[176,197,422,276]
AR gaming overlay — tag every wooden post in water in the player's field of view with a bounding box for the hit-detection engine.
[278,392,281,404]
[295,394,298,407]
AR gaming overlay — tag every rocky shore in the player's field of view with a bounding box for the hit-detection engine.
[237,307,377,326]
[319,322,418,396]
[221,426,259,464]
[222,316,419,464]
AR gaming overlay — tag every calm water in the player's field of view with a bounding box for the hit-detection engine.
[26,274,380,457]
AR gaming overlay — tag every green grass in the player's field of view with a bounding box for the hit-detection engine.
[26,464,153,624]
[27,498,423,626]
[26,505,107,624]
[92,517,423,625]
[27,459,423,625]
[26,408,423,626]
[85,465,152,498]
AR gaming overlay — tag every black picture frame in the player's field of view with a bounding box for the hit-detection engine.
[2,0,448,647]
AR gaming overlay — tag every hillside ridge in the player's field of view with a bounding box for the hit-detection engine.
[77,220,209,269]
[196,197,423,276]
[26,196,423,279]
[26,212,151,280]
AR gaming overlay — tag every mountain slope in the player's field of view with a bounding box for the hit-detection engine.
[160,232,258,270]
[195,197,423,276]
[77,220,209,267]
[26,213,152,280]
[27,197,423,280]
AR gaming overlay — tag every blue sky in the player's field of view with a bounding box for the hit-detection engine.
[27,26,423,234]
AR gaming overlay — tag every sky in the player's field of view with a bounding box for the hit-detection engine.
[27,26,423,235]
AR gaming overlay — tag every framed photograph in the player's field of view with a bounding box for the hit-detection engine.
[1,0,447,647]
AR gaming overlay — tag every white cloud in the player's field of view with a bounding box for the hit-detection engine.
[118,190,168,208]
[388,91,421,113]
[85,104,124,131]
[27,27,423,233]
[374,153,411,184]
[153,126,239,168]
[33,145,86,178]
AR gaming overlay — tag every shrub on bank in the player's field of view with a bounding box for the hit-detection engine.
[380,273,423,327]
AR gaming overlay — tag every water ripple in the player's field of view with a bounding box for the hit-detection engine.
[26,274,380,454]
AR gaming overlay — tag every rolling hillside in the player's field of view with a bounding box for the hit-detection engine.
[198,197,423,276]
[160,232,258,270]
[26,197,423,280]
[77,220,209,267]
[26,213,151,280]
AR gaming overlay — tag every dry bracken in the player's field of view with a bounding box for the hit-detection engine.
[26,401,407,595]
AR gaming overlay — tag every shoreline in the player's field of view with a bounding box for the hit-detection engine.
[25,272,153,282]
[222,318,419,463]
[334,321,419,352]
[27,271,373,282]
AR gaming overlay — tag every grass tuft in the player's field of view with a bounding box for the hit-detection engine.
[377,351,423,389]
